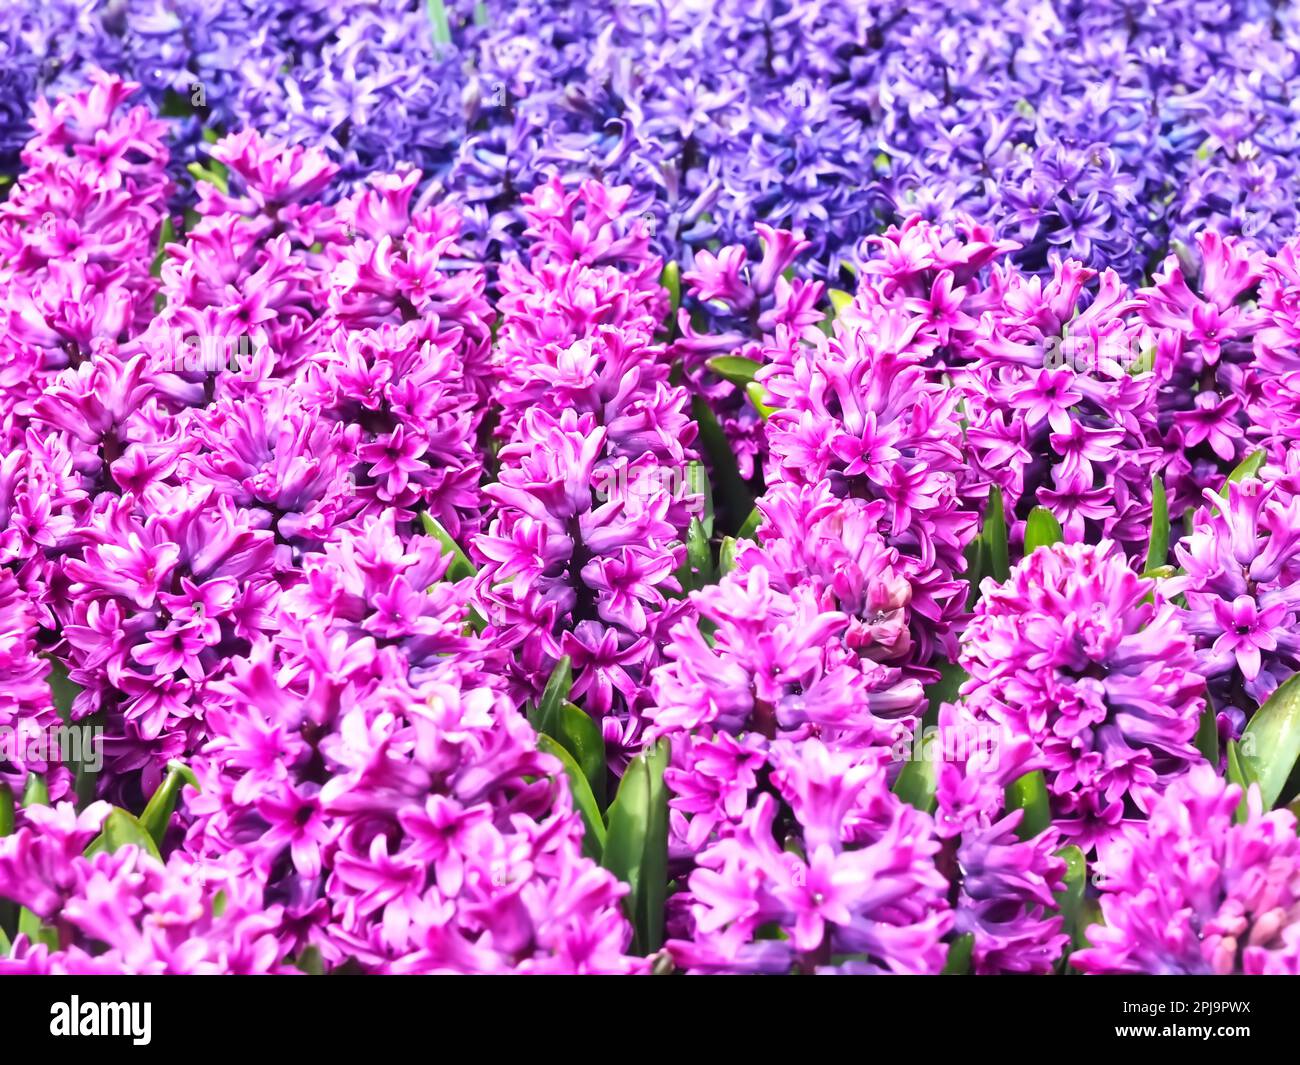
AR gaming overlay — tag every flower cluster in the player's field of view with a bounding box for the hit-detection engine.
[667,746,952,975]
[646,524,945,973]
[179,522,643,974]
[1074,764,1300,975]
[933,699,1070,976]
[0,802,288,975]
[959,541,1206,848]
[8,2,1300,283]
[0,569,65,799]
[1169,476,1300,720]
[5,7,1300,979]
[760,231,979,662]
[475,178,697,765]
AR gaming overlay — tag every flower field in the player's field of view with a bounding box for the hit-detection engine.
[2,1,1300,977]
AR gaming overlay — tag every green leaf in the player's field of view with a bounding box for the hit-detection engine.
[1194,694,1219,766]
[70,712,104,809]
[984,485,1010,584]
[160,89,193,118]
[0,783,13,837]
[686,460,714,538]
[892,731,937,814]
[151,215,175,280]
[966,486,1012,606]
[718,535,739,576]
[531,656,573,736]
[661,261,681,321]
[685,517,712,590]
[18,907,57,951]
[1225,449,1265,485]
[602,753,653,926]
[1024,507,1063,554]
[691,395,754,535]
[941,933,974,975]
[1005,770,1051,840]
[84,808,162,861]
[537,734,606,862]
[42,659,100,807]
[639,740,670,955]
[1240,672,1300,811]
[705,355,762,386]
[426,0,452,47]
[186,160,228,195]
[1054,845,1088,958]
[925,659,969,716]
[602,740,670,954]
[545,702,606,809]
[745,381,776,422]
[1225,740,1256,824]
[941,931,972,972]
[419,511,475,581]
[1144,474,1169,574]
[828,288,853,317]
[21,774,48,808]
[1127,344,1155,375]
[893,661,967,815]
[44,656,79,722]
[139,761,200,847]
[737,506,762,541]
[1277,752,1300,810]
[964,532,988,610]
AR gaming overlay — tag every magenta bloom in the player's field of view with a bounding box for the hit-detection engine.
[475,179,697,762]
[1249,237,1300,459]
[476,408,689,732]
[760,259,976,663]
[0,803,288,975]
[960,541,1206,846]
[1139,231,1264,512]
[647,525,939,974]
[0,568,68,798]
[649,561,917,745]
[176,508,642,974]
[1074,764,1300,975]
[12,34,1300,979]
[1168,475,1300,717]
[667,744,952,975]
[934,700,1069,974]
[739,482,922,668]
[676,225,826,481]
